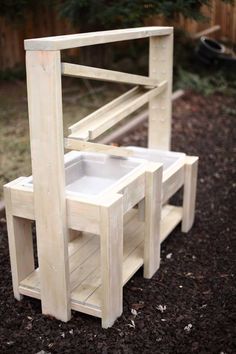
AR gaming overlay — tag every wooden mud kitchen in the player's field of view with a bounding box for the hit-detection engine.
[4,27,198,328]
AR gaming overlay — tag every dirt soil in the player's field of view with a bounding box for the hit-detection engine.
[0,91,235,353]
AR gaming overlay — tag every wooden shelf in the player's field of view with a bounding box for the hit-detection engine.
[19,204,182,318]
[160,204,183,243]
[68,82,167,141]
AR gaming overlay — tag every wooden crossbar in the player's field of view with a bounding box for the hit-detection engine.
[24,27,173,51]
[69,81,167,141]
[61,63,158,87]
[69,87,139,136]
[65,138,134,158]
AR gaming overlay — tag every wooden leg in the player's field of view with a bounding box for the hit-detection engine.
[148,33,173,150]
[182,156,199,233]
[144,163,163,279]
[100,194,123,328]
[26,50,71,321]
[4,183,34,300]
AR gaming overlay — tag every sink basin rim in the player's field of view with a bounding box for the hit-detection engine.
[22,150,148,199]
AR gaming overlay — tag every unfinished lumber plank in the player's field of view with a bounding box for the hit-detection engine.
[162,165,185,204]
[4,179,34,301]
[8,181,101,235]
[122,243,143,285]
[69,87,139,136]
[148,33,173,150]
[86,243,144,309]
[70,247,100,291]
[77,209,143,307]
[99,89,184,145]
[68,232,94,256]
[182,156,199,232]
[65,138,133,157]
[26,50,71,322]
[99,194,123,328]
[66,196,101,234]
[144,162,163,278]
[71,301,101,318]
[24,27,173,51]
[19,268,40,290]
[68,229,81,242]
[160,205,183,243]
[61,62,158,87]
[69,236,100,275]
[8,183,34,220]
[18,205,184,317]
[111,170,146,213]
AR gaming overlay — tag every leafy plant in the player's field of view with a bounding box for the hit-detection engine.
[58,0,235,30]
[0,0,53,22]
[221,106,236,116]
[176,67,235,95]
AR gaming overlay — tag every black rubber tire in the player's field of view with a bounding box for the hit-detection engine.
[196,37,226,64]
[200,37,225,54]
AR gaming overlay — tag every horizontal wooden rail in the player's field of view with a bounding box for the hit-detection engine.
[61,62,158,87]
[24,27,173,51]
[69,81,167,141]
[99,89,185,145]
[65,138,134,158]
[69,87,139,137]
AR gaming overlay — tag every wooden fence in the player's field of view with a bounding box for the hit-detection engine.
[0,0,235,71]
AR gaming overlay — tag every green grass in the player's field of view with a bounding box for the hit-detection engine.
[175,67,236,96]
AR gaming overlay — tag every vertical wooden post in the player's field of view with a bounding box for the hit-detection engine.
[4,179,34,300]
[100,194,123,328]
[144,163,163,279]
[182,156,199,233]
[148,31,173,150]
[26,50,71,321]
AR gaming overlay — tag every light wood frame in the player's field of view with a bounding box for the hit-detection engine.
[4,26,198,328]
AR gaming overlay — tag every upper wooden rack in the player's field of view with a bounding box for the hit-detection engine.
[24,26,172,155]
[24,26,173,157]
[61,63,158,87]
[68,83,167,141]
[24,26,173,50]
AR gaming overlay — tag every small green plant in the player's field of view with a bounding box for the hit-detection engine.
[221,106,236,116]
[175,67,236,96]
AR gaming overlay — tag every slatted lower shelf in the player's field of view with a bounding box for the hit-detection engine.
[19,204,182,318]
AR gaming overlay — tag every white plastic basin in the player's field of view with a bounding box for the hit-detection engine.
[23,151,146,198]
[125,146,186,175]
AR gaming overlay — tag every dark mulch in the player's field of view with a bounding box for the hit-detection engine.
[0,91,235,354]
